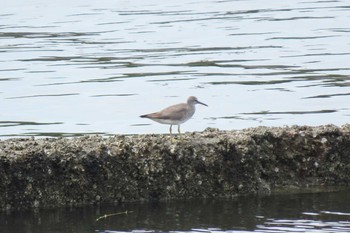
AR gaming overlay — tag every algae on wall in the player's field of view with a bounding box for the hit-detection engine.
[1,125,350,210]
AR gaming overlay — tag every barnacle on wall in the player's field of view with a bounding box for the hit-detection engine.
[1,124,350,210]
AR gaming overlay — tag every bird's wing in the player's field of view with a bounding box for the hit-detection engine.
[159,104,188,120]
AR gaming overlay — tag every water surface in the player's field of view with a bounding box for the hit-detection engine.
[1,188,350,233]
[1,0,350,137]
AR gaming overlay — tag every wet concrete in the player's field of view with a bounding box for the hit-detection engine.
[1,125,350,211]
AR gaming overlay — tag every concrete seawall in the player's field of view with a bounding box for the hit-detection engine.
[1,125,350,210]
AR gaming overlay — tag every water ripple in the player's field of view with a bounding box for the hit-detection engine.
[1,0,350,136]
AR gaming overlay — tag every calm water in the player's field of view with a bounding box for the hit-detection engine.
[1,0,350,137]
[1,188,350,233]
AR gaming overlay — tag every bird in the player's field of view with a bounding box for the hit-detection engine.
[140,96,208,134]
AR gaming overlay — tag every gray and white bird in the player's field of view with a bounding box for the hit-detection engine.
[140,96,208,134]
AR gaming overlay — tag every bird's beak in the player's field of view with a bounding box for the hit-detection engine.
[197,100,208,107]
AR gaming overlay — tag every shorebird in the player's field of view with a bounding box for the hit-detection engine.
[140,96,208,134]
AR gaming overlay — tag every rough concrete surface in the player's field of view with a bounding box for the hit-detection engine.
[1,125,350,210]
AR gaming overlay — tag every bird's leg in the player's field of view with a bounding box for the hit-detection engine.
[178,125,181,134]
[169,124,172,135]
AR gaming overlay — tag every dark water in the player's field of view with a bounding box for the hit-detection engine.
[1,188,350,233]
[1,0,350,137]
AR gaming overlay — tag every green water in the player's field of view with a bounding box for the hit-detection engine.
[1,188,350,233]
